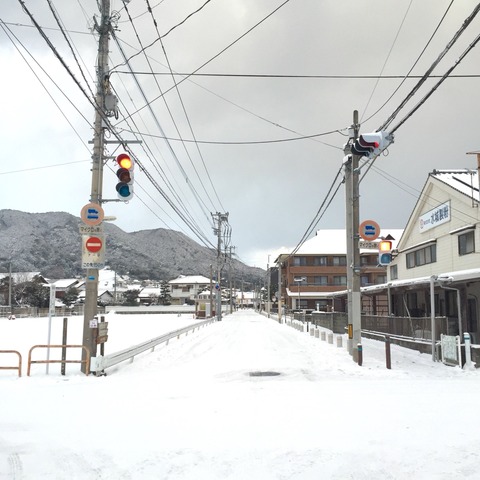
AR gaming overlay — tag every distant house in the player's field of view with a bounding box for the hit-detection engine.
[168,275,211,305]
[51,279,82,300]
[0,272,49,305]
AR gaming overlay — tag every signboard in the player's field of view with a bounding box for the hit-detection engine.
[359,220,380,241]
[85,236,103,253]
[79,224,103,235]
[440,334,460,367]
[97,322,109,344]
[82,234,105,269]
[359,240,379,250]
[80,203,104,226]
[419,201,450,233]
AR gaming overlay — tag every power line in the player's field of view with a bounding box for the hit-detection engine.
[116,0,293,122]
[119,126,346,146]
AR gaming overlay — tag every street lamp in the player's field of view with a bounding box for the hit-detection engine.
[293,276,306,313]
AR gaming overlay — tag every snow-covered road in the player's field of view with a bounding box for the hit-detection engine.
[1,309,479,479]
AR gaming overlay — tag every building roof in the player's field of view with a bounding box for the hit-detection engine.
[431,169,479,202]
[168,275,211,285]
[293,228,404,255]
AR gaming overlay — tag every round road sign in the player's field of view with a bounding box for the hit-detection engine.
[81,203,104,226]
[85,236,103,253]
[359,220,380,241]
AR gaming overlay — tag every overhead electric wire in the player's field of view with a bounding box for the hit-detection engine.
[143,0,225,213]
[115,71,480,79]
[111,32,215,244]
[17,0,97,113]
[287,164,344,261]
[45,0,95,99]
[116,0,293,122]
[17,0,215,249]
[113,36,344,150]
[362,0,455,126]
[119,126,346,146]
[0,19,91,152]
[119,3,215,225]
[360,0,414,123]
[379,1,480,132]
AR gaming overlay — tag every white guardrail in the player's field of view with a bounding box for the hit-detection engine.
[90,318,216,374]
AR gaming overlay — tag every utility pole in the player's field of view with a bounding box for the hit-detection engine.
[344,110,362,362]
[212,212,229,321]
[82,0,111,373]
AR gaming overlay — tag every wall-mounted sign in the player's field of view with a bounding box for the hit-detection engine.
[419,201,450,233]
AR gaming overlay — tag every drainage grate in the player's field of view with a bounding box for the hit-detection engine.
[248,371,281,377]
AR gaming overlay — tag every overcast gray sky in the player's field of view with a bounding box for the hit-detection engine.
[2,0,480,268]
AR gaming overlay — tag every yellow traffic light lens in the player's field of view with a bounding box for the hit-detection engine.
[379,241,392,252]
[117,153,133,170]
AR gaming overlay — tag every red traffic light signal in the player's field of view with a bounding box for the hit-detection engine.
[351,131,393,159]
[115,153,134,201]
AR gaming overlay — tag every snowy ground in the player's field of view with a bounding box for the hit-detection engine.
[1,309,479,479]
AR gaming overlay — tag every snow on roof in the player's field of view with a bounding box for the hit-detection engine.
[431,169,479,202]
[52,279,79,289]
[168,275,211,285]
[294,228,404,255]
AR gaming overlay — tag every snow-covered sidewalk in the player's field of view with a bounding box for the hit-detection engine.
[1,309,479,479]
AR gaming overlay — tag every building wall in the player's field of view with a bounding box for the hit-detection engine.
[392,179,480,280]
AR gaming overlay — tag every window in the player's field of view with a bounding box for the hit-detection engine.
[313,256,328,266]
[314,276,328,285]
[333,276,347,285]
[406,244,436,269]
[390,264,398,280]
[459,230,475,256]
[293,256,307,266]
[375,275,387,284]
[333,256,347,266]
[361,275,370,286]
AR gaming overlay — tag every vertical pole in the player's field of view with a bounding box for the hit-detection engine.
[61,317,68,376]
[229,246,233,314]
[385,335,391,369]
[46,284,56,374]
[216,213,222,321]
[8,261,12,312]
[430,275,437,361]
[277,260,282,323]
[345,110,361,359]
[267,255,271,318]
[82,0,110,373]
[209,264,213,318]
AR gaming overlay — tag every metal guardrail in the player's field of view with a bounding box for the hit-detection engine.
[27,345,91,376]
[0,350,22,377]
[91,318,216,374]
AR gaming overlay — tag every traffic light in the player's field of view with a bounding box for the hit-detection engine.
[378,239,392,265]
[351,131,393,159]
[116,153,134,201]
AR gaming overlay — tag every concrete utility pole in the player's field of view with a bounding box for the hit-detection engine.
[212,212,229,321]
[344,110,362,362]
[82,0,111,373]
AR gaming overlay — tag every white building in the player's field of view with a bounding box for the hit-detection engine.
[368,169,480,341]
[168,275,211,305]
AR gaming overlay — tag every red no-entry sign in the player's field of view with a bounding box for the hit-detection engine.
[85,236,103,253]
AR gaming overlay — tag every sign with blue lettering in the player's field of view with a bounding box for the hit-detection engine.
[359,220,380,241]
[81,203,104,226]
